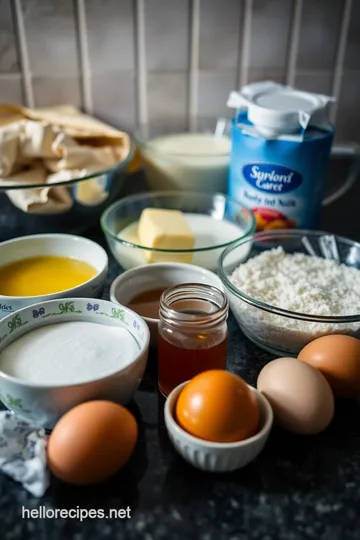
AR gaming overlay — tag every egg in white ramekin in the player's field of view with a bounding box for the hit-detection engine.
[164,381,273,472]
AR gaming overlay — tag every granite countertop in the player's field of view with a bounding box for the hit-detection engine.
[2,164,360,539]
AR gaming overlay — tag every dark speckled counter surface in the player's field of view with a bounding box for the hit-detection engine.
[2,165,360,540]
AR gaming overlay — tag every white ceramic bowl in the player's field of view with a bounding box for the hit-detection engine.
[110,262,224,346]
[164,381,273,472]
[0,298,150,429]
[0,233,108,320]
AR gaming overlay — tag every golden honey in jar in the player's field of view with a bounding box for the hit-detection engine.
[157,283,229,397]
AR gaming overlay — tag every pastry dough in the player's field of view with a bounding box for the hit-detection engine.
[0,103,130,214]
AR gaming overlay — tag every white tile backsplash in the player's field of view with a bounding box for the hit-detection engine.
[144,0,189,72]
[247,68,287,85]
[0,0,19,72]
[21,0,79,75]
[0,0,358,141]
[250,0,293,71]
[91,71,136,130]
[0,74,23,103]
[297,0,344,70]
[32,76,81,107]
[344,0,360,70]
[334,71,360,141]
[197,71,237,118]
[147,72,187,125]
[294,72,334,95]
[199,0,242,71]
[86,0,135,72]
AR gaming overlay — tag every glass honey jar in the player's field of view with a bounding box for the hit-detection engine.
[157,283,229,397]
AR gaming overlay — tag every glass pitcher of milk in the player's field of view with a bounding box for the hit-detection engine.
[135,119,231,193]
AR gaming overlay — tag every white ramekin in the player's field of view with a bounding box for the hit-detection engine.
[164,380,273,472]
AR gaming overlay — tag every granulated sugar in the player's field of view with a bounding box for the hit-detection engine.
[229,247,360,352]
[0,321,139,385]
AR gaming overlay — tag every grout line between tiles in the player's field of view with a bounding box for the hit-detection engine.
[237,0,253,88]
[74,0,93,114]
[12,0,34,107]
[285,0,303,86]
[134,0,148,127]
[330,0,353,123]
[188,0,200,131]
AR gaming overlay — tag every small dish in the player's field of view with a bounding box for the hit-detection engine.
[164,380,273,472]
[0,233,108,320]
[110,262,224,347]
[0,298,150,429]
[218,229,360,356]
[100,191,255,272]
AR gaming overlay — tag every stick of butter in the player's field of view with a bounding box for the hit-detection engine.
[138,208,195,263]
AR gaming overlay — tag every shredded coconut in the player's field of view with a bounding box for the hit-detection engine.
[229,247,360,353]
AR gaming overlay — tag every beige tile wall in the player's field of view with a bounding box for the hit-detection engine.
[0,0,358,141]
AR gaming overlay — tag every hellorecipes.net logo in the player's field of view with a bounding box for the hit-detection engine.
[22,506,132,521]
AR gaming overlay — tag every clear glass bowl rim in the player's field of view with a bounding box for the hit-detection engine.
[0,142,134,191]
[218,228,360,324]
[100,190,256,253]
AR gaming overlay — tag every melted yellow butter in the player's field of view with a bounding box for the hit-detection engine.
[0,256,97,297]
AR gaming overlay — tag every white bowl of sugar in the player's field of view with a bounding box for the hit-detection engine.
[0,298,150,429]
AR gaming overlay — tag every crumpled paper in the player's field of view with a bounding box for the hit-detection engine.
[0,103,130,214]
[0,411,49,497]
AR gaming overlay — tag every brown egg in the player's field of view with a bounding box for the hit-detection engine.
[298,334,360,398]
[176,370,260,443]
[47,401,137,485]
[257,357,334,435]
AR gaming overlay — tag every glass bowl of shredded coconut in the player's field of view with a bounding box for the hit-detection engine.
[218,230,360,356]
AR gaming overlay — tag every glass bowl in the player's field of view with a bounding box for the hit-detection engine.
[135,118,231,193]
[100,191,255,272]
[0,144,134,242]
[218,229,360,356]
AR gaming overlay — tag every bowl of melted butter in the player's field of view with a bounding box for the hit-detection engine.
[0,233,108,319]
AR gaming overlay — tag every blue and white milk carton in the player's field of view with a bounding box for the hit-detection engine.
[227,81,336,230]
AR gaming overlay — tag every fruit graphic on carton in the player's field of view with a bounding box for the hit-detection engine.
[253,207,297,231]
